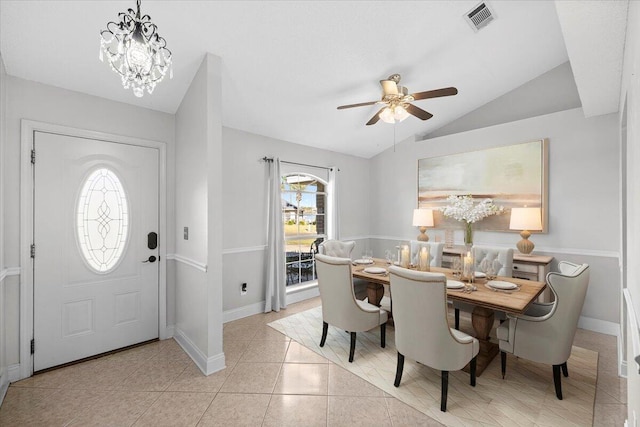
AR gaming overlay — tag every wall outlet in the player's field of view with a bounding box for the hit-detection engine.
[241,282,247,295]
[183,227,189,240]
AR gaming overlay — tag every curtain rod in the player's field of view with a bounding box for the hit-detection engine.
[262,157,339,172]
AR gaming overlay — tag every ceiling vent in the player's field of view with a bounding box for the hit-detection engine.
[464,2,495,32]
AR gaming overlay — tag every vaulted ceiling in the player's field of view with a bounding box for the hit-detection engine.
[0,1,628,158]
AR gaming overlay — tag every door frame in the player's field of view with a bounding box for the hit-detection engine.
[19,119,169,379]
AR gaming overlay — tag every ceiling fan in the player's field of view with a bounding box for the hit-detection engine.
[337,74,458,126]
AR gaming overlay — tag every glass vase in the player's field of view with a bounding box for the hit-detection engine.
[464,222,473,246]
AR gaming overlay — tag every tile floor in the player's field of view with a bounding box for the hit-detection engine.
[0,296,628,426]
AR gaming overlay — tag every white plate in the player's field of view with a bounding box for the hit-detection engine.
[364,267,387,274]
[446,280,465,289]
[354,259,374,265]
[487,280,518,290]
[474,272,487,278]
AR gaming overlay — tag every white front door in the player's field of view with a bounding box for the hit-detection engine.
[33,131,159,371]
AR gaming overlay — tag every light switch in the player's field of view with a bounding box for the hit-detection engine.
[183,227,189,240]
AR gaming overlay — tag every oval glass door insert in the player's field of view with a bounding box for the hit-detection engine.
[76,168,129,273]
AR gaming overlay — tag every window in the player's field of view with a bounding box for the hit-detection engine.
[76,168,129,273]
[282,174,327,287]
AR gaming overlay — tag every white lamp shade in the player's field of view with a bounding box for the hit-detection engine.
[413,208,434,227]
[509,207,542,231]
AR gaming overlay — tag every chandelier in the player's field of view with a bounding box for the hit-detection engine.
[99,0,173,97]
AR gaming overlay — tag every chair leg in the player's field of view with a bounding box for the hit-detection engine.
[553,364,563,400]
[394,352,405,387]
[501,351,507,379]
[349,332,356,363]
[470,356,477,387]
[454,308,460,330]
[380,323,386,348]
[441,371,449,412]
[320,321,328,347]
[561,361,569,377]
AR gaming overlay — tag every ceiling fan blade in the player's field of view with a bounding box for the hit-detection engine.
[411,87,458,101]
[366,108,386,126]
[337,101,378,110]
[405,104,434,121]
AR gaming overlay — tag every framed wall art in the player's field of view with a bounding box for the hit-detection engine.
[417,139,549,232]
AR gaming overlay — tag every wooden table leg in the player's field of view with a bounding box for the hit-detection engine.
[366,283,384,307]
[462,306,499,376]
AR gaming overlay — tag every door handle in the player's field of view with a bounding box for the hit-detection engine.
[142,256,157,263]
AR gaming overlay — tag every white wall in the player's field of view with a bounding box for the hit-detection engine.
[221,127,371,315]
[369,107,620,327]
[2,76,175,371]
[620,0,640,420]
[173,54,224,374]
[0,53,8,402]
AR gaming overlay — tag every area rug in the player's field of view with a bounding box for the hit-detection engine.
[268,306,597,426]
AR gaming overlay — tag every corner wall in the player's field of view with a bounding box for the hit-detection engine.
[369,107,620,330]
[173,53,224,374]
[0,52,8,404]
[620,0,640,419]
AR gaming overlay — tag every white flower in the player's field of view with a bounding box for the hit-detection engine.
[440,195,503,224]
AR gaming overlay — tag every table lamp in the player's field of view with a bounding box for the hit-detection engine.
[412,209,434,242]
[509,207,542,255]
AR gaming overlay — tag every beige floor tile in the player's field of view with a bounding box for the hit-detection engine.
[197,393,271,426]
[219,362,282,393]
[119,359,189,392]
[262,394,328,427]
[592,403,628,426]
[273,363,329,395]
[166,364,230,393]
[239,339,290,363]
[223,339,251,363]
[0,387,56,424]
[68,390,160,426]
[251,323,291,341]
[327,395,392,426]
[385,397,445,426]
[133,391,215,426]
[285,341,330,364]
[328,363,385,397]
[223,321,260,342]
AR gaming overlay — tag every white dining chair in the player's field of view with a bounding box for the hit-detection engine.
[315,253,388,362]
[454,246,514,330]
[389,266,479,412]
[497,261,590,400]
[318,240,356,258]
[409,240,444,267]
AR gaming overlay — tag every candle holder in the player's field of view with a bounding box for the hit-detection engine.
[418,246,430,271]
[461,250,475,283]
[400,245,410,268]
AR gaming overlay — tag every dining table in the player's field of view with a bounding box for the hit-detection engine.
[352,258,546,376]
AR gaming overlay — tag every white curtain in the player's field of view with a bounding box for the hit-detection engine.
[326,167,340,240]
[265,158,286,313]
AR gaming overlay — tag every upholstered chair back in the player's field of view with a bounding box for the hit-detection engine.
[499,261,590,365]
[315,253,385,332]
[318,240,356,258]
[472,246,514,277]
[389,266,479,372]
[409,241,444,267]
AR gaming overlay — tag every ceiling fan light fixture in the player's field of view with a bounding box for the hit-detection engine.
[99,0,173,97]
[379,105,409,124]
[394,105,410,122]
[379,107,396,124]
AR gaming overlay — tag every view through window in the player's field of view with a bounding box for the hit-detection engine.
[282,174,326,287]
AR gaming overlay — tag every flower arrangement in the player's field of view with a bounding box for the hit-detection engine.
[440,195,503,245]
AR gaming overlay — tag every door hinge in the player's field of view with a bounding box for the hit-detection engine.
[30,244,36,258]
[30,339,35,355]
[31,149,36,164]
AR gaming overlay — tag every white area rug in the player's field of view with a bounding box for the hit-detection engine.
[268,306,597,426]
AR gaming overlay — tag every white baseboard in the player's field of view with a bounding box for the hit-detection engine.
[578,316,620,336]
[620,360,627,378]
[8,364,21,382]
[223,301,265,323]
[0,371,8,407]
[173,328,225,376]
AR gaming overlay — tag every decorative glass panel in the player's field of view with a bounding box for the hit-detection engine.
[76,168,129,273]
